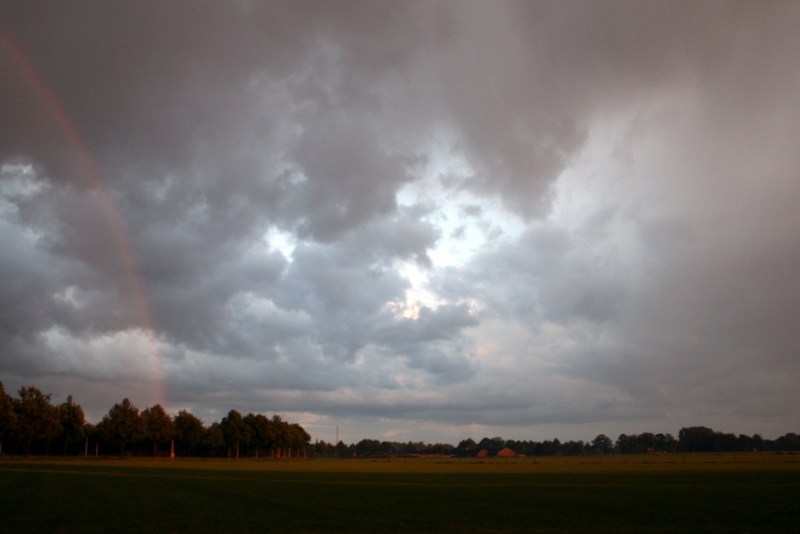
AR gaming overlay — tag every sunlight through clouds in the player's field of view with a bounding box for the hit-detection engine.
[397,144,526,270]
[264,225,297,262]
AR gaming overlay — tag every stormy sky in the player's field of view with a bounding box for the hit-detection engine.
[2,1,800,444]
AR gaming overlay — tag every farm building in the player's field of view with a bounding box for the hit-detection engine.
[476,447,517,458]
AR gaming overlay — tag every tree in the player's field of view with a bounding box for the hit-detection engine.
[678,426,716,452]
[203,422,225,457]
[310,439,336,457]
[457,438,477,451]
[14,386,62,456]
[244,413,274,458]
[272,415,293,457]
[265,418,310,458]
[335,440,349,458]
[615,433,633,454]
[173,410,205,457]
[0,381,17,455]
[219,410,250,459]
[58,395,86,456]
[654,433,676,453]
[775,433,800,451]
[592,434,613,455]
[287,423,310,457]
[355,438,382,457]
[141,404,175,457]
[563,440,587,456]
[100,398,144,456]
[637,432,656,452]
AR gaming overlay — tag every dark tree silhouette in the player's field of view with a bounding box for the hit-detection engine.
[203,422,225,457]
[173,410,205,457]
[592,434,613,455]
[100,398,145,456]
[220,410,250,459]
[0,381,18,455]
[244,413,274,458]
[58,395,86,455]
[13,386,61,457]
[142,404,175,457]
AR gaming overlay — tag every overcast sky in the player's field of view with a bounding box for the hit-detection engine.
[2,1,800,445]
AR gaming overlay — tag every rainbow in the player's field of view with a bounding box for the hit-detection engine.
[0,24,167,408]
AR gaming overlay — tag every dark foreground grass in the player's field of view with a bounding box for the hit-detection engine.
[1,457,798,533]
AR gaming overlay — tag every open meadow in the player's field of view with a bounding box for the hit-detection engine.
[1,453,799,533]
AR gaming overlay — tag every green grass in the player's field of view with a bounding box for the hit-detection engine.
[1,455,799,533]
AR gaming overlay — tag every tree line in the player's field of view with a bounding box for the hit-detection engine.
[310,429,800,458]
[4,381,799,459]
[0,381,309,458]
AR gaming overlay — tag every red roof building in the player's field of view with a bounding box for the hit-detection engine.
[477,447,517,457]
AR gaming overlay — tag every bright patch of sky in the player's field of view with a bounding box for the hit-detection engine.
[545,113,656,279]
[398,143,526,269]
[41,326,162,388]
[393,142,527,317]
[264,225,297,261]
[547,115,631,230]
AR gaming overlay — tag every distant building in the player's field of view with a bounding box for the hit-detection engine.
[477,447,517,458]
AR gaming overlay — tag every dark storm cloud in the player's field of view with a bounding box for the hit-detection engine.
[2,1,800,440]
[284,113,417,241]
[2,0,312,176]
[3,1,797,204]
[0,192,63,340]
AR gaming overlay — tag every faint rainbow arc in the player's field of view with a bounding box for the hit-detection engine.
[0,25,167,408]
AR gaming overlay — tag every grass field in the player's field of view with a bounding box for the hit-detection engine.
[1,453,799,533]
